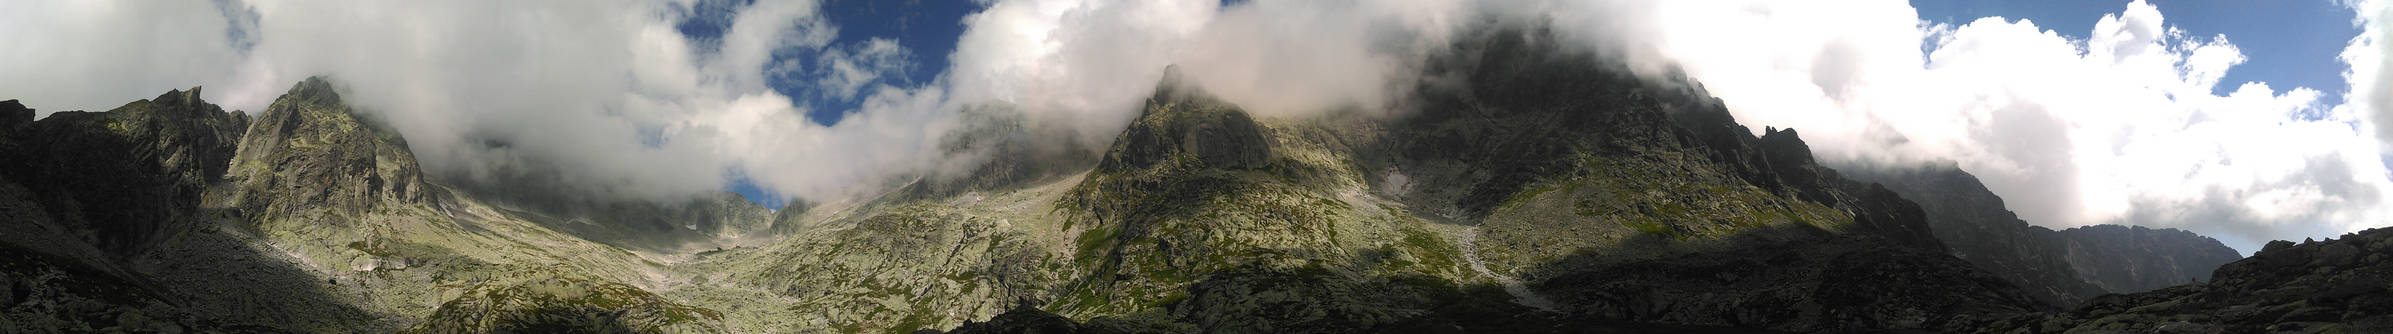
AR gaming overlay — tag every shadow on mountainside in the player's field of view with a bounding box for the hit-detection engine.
[0,93,382,332]
[929,221,2038,333]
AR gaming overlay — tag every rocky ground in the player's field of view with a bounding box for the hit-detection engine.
[1950,227,2393,333]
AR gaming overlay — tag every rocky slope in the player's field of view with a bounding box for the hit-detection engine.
[1955,227,2393,332]
[0,90,279,332]
[1843,164,2244,306]
[1,80,725,332]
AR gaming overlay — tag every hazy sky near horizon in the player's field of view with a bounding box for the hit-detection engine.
[0,0,2387,254]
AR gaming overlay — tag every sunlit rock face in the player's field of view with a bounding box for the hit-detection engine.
[230,77,429,219]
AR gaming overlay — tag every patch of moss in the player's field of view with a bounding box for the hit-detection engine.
[1620,220,1678,239]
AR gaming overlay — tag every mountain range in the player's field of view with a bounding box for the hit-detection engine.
[1,24,2384,333]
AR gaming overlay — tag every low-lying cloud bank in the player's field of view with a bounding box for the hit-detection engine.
[1,0,2387,253]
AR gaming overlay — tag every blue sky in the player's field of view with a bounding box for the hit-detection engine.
[1914,0,2363,105]
[674,0,976,126]
[685,0,980,208]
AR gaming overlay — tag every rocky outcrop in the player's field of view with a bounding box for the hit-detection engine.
[1093,66,1274,174]
[0,88,389,332]
[229,77,429,219]
[0,87,248,256]
[0,99,31,131]
[1957,227,2393,332]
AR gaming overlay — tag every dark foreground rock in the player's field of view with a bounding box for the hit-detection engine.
[1953,227,2393,333]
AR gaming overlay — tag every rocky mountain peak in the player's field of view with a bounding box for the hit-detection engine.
[155,86,206,108]
[1092,68,1274,173]
[230,76,429,218]
[0,99,30,131]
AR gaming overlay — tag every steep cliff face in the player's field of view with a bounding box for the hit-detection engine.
[0,88,248,257]
[1842,164,2245,307]
[0,88,357,332]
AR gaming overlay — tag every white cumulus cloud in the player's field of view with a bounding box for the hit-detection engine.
[1586,0,2393,253]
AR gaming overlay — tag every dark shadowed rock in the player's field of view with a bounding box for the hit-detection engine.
[0,87,248,256]
[1955,227,2393,332]
[1841,164,2114,307]
[0,100,30,131]
[403,273,724,334]
[2057,224,2243,293]
[1842,164,2245,308]
[940,302,1086,334]
[0,87,389,332]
